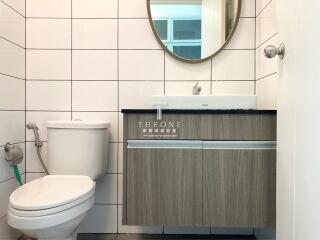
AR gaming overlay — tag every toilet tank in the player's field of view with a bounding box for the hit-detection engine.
[46,120,110,180]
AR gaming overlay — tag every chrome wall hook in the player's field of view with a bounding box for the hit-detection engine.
[264,43,285,60]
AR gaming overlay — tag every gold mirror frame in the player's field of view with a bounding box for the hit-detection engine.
[147,0,242,64]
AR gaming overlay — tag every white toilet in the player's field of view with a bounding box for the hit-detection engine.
[7,120,110,240]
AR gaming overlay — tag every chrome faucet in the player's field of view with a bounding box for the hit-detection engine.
[192,82,202,95]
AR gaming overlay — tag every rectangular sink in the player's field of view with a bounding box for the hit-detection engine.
[152,95,257,110]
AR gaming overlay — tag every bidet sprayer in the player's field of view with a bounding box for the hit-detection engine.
[26,122,49,175]
[26,122,43,147]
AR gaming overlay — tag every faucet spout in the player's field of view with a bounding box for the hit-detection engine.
[153,102,168,121]
[192,82,202,95]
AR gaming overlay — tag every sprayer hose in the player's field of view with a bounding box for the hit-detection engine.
[36,147,49,175]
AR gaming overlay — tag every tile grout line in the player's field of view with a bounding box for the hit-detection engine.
[71,0,73,120]
[254,0,257,96]
[0,0,24,18]
[0,35,25,49]
[116,0,120,233]
[24,0,27,183]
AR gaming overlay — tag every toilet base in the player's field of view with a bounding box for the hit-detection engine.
[21,213,85,240]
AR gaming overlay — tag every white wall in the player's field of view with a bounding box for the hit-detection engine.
[256,0,278,110]
[0,0,26,239]
[22,0,256,236]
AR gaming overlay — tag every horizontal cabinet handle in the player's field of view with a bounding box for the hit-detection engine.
[127,140,276,150]
[203,141,276,150]
[127,140,202,149]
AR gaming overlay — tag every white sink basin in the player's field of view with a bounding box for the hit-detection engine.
[152,95,257,110]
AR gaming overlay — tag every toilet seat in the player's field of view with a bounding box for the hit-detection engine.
[9,189,94,217]
[8,195,94,230]
[8,175,95,230]
[9,175,95,211]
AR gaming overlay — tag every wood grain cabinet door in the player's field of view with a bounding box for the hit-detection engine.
[203,143,276,228]
[126,142,202,226]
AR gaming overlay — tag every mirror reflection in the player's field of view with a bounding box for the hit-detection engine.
[148,0,240,62]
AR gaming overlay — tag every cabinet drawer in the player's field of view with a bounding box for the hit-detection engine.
[203,114,277,140]
[124,113,276,140]
[126,113,203,139]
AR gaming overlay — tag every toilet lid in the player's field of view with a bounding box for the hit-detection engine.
[9,175,95,211]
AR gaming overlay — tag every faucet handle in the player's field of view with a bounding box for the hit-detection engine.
[192,81,202,95]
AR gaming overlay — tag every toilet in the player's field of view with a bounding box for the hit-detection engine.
[7,120,110,240]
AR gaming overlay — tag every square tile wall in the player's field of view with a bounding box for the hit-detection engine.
[0,0,25,239]
[25,0,259,235]
[256,0,278,109]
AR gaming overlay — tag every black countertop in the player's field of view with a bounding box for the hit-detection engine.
[121,109,277,114]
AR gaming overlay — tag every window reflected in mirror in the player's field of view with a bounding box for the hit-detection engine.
[148,0,241,62]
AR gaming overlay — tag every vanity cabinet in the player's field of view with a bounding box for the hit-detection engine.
[122,110,276,228]
[203,148,276,228]
[126,147,202,226]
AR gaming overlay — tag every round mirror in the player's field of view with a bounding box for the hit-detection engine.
[147,0,241,63]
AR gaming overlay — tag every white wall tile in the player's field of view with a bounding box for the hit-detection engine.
[118,143,123,173]
[0,143,25,182]
[26,19,71,49]
[26,172,45,182]
[212,50,254,80]
[72,0,117,18]
[0,111,25,146]
[241,0,256,17]
[119,0,148,18]
[2,0,25,16]
[165,81,211,96]
[26,111,71,141]
[119,50,164,81]
[257,74,277,110]
[26,141,47,173]
[0,215,22,240]
[118,113,123,143]
[257,36,278,79]
[117,205,163,234]
[0,75,24,110]
[72,50,117,80]
[26,81,71,111]
[0,178,20,218]
[119,19,161,49]
[72,112,118,143]
[212,81,255,95]
[117,174,123,204]
[0,2,25,47]
[225,18,255,50]
[108,143,118,174]
[79,205,117,233]
[165,55,211,81]
[256,0,277,46]
[72,81,118,111]
[72,19,117,49]
[0,38,25,79]
[119,81,164,109]
[256,0,272,15]
[95,174,117,205]
[164,227,210,235]
[26,0,71,18]
[26,50,71,80]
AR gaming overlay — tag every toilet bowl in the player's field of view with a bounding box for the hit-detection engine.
[8,120,110,239]
[8,175,95,240]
